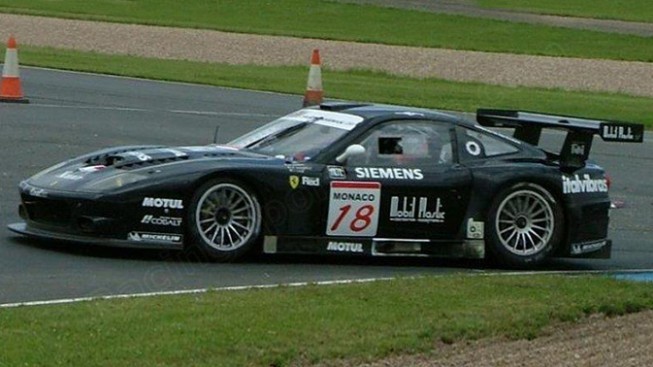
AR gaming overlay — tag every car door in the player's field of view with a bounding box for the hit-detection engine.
[324,119,472,240]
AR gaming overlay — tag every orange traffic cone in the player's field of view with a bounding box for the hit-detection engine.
[0,35,28,103]
[302,49,323,107]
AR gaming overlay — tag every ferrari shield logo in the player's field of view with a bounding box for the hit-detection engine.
[289,175,299,189]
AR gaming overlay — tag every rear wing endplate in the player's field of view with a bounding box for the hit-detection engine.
[476,109,644,169]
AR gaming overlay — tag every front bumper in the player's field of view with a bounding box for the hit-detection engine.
[13,182,186,250]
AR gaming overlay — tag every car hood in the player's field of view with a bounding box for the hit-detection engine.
[23,145,277,193]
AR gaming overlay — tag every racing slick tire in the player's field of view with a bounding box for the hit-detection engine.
[187,178,262,262]
[486,182,564,268]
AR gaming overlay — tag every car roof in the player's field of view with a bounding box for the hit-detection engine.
[315,102,475,127]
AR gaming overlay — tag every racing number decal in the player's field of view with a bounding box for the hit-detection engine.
[327,181,381,237]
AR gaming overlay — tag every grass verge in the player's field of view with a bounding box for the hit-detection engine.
[477,0,653,23]
[1,275,652,366]
[1,0,653,61]
[21,46,653,127]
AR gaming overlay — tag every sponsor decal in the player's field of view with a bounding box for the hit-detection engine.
[285,163,312,173]
[302,176,320,187]
[326,241,364,253]
[562,174,608,195]
[124,151,152,161]
[290,175,320,188]
[141,215,182,227]
[465,141,481,156]
[327,166,346,180]
[181,145,236,152]
[128,231,183,244]
[466,218,484,239]
[289,175,300,189]
[354,167,423,180]
[394,111,424,117]
[161,148,187,157]
[571,240,608,255]
[142,197,184,209]
[327,181,381,237]
[570,143,585,156]
[79,165,106,173]
[389,196,445,223]
[602,125,636,141]
[58,165,106,180]
[29,187,48,198]
[58,171,86,180]
[305,110,364,131]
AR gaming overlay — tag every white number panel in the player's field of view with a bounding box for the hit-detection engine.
[327,181,381,237]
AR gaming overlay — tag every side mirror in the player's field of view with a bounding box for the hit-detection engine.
[336,144,366,163]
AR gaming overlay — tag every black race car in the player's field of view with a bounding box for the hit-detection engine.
[9,103,644,267]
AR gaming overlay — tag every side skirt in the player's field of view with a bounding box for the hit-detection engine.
[264,236,485,259]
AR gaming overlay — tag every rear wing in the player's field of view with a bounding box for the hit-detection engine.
[476,109,644,169]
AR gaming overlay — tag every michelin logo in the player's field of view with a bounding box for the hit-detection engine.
[562,174,608,194]
[128,231,183,244]
[571,240,608,255]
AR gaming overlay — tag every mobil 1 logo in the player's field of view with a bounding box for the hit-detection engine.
[326,181,381,237]
[389,196,445,223]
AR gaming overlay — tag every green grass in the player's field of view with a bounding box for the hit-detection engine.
[1,0,653,61]
[1,275,652,366]
[20,45,653,127]
[477,0,653,23]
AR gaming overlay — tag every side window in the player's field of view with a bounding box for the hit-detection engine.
[347,120,453,167]
[460,127,520,160]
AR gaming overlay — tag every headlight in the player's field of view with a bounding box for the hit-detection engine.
[80,172,149,192]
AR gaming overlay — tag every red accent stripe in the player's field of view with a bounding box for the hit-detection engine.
[331,181,381,189]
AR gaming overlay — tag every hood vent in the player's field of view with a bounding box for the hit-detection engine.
[84,146,165,166]
[203,152,239,158]
[114,156,189,170]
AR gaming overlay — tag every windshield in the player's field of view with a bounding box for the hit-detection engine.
[229,109,364,162]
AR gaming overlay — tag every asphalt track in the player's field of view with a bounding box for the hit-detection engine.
[0,68,651,304]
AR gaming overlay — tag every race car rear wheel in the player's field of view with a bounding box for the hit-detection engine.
[188,179,261,261]
[487,183,563,268]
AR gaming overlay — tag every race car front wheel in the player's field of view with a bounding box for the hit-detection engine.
[188,179,262,261]
[486,183,563,268]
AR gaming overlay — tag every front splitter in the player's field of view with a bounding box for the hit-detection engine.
[7,222,183,250]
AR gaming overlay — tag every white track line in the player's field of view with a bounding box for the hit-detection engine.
[2,269,652,309]
[31,103,147,112]
[168,109,272,117]
[0,277,394,309]
[23,102,275,118]
[23,65,297,97]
